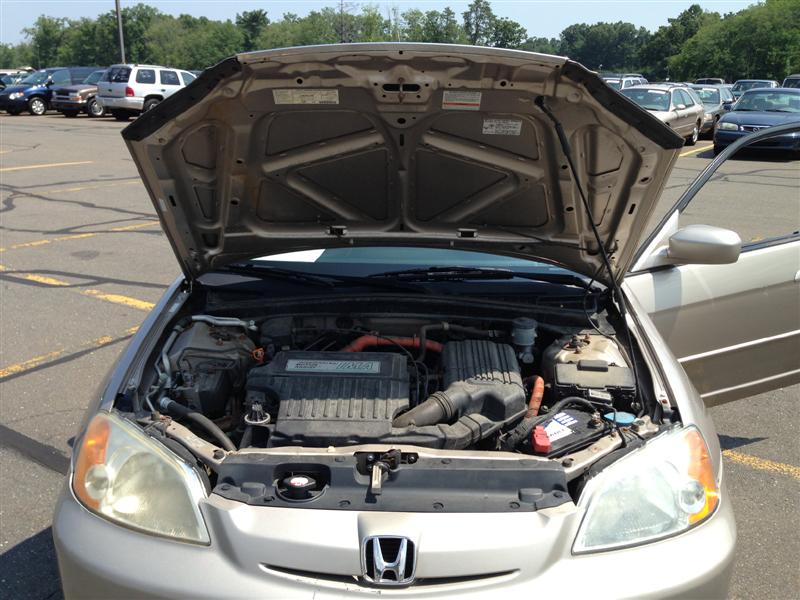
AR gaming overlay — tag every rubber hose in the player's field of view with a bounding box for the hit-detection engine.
[392,391,453,428]
[161,398,237,452]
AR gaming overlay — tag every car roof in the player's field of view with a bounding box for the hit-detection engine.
[626,83,680,90]
[741,86,800,94]
[734,79,775,83]
[107,64,170,69]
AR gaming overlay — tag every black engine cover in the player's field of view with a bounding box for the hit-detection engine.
[247,351,409,446]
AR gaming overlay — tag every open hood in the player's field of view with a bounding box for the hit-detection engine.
[123,44,682,285]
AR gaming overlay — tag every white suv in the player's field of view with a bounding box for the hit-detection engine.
[97,64,196,121]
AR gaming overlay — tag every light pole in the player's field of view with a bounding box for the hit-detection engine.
[115,0,126,63]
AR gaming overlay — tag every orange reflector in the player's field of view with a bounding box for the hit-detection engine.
[73,414,111,509]
[686,428,719,524]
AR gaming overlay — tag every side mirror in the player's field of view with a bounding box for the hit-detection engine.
[666,225,741,265]
[45,80,53,87]
[674,103,686,110]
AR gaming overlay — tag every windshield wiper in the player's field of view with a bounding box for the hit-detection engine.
[368,266,593,289]
[766,109,794,113]
[223,263,428,293]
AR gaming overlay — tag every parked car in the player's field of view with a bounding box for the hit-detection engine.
[730,79,779,100]
[51,69,108,117]
[602,75,646,90]
[782,74,800,88]
[96,64,197,121]
[0,66,96,115]
[620,84,705,144]
[0,69,29,89]
[689,84,736,135]
[714,87,800,155]
[695,78,725,85]
[52,44,800,600]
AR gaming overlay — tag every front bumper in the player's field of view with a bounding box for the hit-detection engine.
[52,98,88,112]
[97,95,143,112]
[0,95,27,111]
[714,128,800,150]
[54,479,736,599]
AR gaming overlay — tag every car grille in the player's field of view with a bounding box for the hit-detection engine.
[740,124,770,132]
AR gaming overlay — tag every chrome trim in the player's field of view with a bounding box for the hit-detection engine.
[361,535,416,586]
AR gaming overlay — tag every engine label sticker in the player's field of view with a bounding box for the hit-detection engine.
[285,359,381,374]
[482,118,522,136]
[544,412,578,442]
[442,90,482,110]
[588,389,612,402]
[272,89,340,105]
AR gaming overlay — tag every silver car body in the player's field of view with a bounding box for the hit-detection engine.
[52,44,800,599]
[621,84,706,143]
[689,84,736,132]
[97,63,196,115]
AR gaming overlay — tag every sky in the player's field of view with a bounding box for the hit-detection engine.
[1,0,755,46]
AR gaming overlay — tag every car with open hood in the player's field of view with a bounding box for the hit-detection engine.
[714,87,800,155]
[52,44,800,599]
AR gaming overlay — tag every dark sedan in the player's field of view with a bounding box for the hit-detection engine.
[690,84,736,135]
[713,88,800,155]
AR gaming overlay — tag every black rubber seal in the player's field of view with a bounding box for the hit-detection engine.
[122,56,243,142]
[560,61,685,150]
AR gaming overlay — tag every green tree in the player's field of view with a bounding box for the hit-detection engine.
[490,17,527,48]
[639,4,719,79]
[559,21,650,71]
[519,37,560,54]
[462,0,495,46]
[22,16,69,68]
[236,10,269,52]
[669,0,800,81]
[402,7,464,43]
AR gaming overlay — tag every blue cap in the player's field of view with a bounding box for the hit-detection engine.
[603,411,637,425]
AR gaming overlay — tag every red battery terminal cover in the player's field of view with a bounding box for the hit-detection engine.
[533,425,552,454]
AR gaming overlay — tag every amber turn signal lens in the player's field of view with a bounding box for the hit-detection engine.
[685,428,719,524]
[73,414,111,509]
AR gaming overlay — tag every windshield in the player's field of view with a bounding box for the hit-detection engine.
[604,79,621,90]
[620,88,671,111]
[732,81,771,92]
[21,70,50,85]
[783,78,800,89]
[250,247,573,274]
[735,90,800,112]
[84,70,105,85]
[693,88,720,105]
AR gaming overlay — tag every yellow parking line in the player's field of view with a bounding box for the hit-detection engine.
[723,449,800,480]
[0,220,158,253]
[0,264,154,311]
[679,144,713,158]
[81,289,154,311]
[0,160,94,173]
[0,326,139,380]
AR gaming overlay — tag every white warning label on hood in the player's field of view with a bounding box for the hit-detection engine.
[442,90,482,110]
[482,118,523,135]
[273,89,340,105]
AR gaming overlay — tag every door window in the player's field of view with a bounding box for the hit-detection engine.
[676,89,694,106]
[160,70,180,86]
[104,67,131,83]
[50,70,71,85]
[135,69,156,84]
[180,72,196,85]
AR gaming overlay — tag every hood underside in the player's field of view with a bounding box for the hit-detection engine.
[123,44,682,284]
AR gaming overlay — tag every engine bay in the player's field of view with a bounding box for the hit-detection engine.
[123,297,670,509]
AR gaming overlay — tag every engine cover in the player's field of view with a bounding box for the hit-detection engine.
[247,351,409,446]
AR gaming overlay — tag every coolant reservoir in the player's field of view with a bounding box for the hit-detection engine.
[541,333,628,384]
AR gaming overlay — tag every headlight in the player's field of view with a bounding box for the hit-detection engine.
[717,121,739,131]
[73,412,210,544]
[573,426,719,553]
[9,92,24,99]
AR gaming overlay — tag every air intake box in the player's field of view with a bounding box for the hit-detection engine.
[246,351,409,447]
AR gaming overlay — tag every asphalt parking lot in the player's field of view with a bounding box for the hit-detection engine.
[0,113,798,600]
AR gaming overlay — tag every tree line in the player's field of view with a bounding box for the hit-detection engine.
[1,0,797,81]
